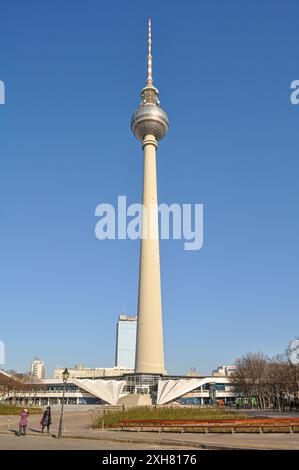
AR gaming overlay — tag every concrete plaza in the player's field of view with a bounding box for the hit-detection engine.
[0,434,187,450]
[1,411,299,450]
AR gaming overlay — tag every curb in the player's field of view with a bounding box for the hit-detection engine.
[61,433,275,450]
[0,430,272,450]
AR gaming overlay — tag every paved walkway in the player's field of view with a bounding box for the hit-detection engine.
[1,412,299,450]
[0,411,92,435]
[0,434,188,450]
[234,409,299,419]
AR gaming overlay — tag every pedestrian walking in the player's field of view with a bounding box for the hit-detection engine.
[18,408,29,436]
[41,406,52,433]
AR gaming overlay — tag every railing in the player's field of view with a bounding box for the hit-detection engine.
[117,418,299,434]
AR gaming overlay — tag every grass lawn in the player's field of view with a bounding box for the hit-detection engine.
[0,404,42,415]
[93,406,247,429]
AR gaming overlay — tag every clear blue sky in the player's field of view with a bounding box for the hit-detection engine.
[1,0,298,377]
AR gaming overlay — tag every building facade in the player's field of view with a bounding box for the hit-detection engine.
[212,365,237,377]
[30,358,46,380]
[53,364,133,380]
[4,374,237,408]
[115,315,137,369]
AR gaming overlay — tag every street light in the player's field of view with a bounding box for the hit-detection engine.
[57,368,69,438]
[209,383,216,406]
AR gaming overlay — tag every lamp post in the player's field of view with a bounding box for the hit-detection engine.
[209,383,216,406]
[57,368,69,438]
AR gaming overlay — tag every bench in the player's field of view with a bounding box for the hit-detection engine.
[117,418,299,434]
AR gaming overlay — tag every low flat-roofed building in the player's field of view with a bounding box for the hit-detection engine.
[3,374,237,408]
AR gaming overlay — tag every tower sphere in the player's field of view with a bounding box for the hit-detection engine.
[131,101,169,142]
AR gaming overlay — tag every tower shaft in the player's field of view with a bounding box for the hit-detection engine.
[135,134,164,374]
[131,19,168,376]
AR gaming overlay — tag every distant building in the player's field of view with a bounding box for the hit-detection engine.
[115,315,137,369]
[185,367,201,377]
[30,358,46,380]
[53,364,133,380]
[212,365,237,377]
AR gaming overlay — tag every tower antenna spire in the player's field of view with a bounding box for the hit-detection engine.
[147,17,153,86]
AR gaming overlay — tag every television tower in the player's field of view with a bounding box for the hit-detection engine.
[131,19,169,374]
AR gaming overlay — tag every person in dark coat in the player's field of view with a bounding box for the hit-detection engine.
[40,406,52,433]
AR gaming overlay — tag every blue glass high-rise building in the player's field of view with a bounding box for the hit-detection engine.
[115,315,137,369]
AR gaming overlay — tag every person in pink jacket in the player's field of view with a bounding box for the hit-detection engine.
[18,409,29,436]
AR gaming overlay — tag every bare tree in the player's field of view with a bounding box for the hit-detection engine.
[234,344,299,411]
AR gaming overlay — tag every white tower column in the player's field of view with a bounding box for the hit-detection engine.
[131,19,169,375]
[135,134,164,374]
